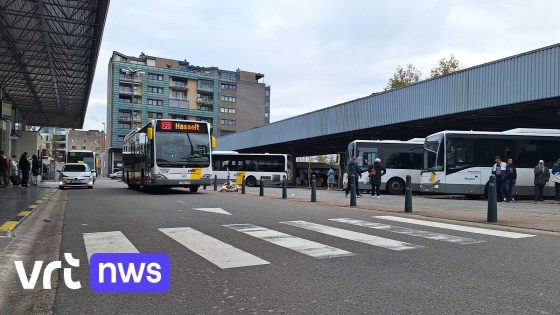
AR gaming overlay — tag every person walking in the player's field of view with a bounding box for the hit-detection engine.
[0,151,8,188]
[31,154,40,185]
[327,167,336,190]
[534,160,550,202]
[345,157,362,197]
[491,156,507,202]
[505,158,517,202]
[368,158,386,198]
[19,152,30,188]
[9,154,19,187]
[551,158,560,201]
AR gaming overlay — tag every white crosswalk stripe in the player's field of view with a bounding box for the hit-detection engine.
[329,218,485,245]
[159,227,270,269]
[224,224,354,259]
[281,220,422,251]
[83,231,139,262]
[374,216,536,239]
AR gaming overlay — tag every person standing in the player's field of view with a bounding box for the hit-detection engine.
[368,158,386,198]
[9,154,19,186]
[551,158,560,201]
[534,160,550,202]
[19,152,30,188]
[327,167,336,190]
[491,156,506,202]
[505,158,517,202]
[345,157,362,197]
[31,154,40,186]
[0,151,8,188]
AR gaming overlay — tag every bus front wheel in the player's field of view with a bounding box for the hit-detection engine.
[386,178,405,195]
[246,176,257,187]
[189,186,199,193]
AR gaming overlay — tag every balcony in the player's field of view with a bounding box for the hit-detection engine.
[169,99,188,109]
[197,85,214,93]
[197,98,213,105]
[169,81,188,89]
[118,88,141,95]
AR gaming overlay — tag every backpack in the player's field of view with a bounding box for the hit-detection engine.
[369,167,376,177]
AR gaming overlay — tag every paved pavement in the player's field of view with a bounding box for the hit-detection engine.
[0,181,57,227]
[1,179,559,314]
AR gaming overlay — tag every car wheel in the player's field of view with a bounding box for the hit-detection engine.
[189,186,199,193]
[59,186,64,190]
[88,186,93,189]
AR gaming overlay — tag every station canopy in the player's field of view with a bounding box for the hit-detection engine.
[0,0,109,128]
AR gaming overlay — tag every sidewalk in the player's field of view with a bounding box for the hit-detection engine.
[0,181,57,235]
[242,187,560,233]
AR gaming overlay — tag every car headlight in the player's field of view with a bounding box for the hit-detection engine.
[59,181,64,185]
[153,174,167,179]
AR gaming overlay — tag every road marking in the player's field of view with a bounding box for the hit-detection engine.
[224,224,354,259]
[280,221,421,251]
[329,218,485,245]
[83,231,139,262]
[374,216,536,239]
[159,227,269,269]
[190,207,232,215]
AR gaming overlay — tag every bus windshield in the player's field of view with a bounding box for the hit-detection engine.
[155,132,210,167]
[423,134,444,172]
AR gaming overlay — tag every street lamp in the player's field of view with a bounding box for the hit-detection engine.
[120,67,145,129]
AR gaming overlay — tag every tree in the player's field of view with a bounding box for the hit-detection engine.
[430,55,461,78]
[315,155,327,163]
[385,64,421,91]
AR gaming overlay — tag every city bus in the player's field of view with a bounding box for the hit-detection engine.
[66,149,97,182]
[344,139,424,194]
[420,129,560,198]
[212,151,293,186]
[122,119,214,192]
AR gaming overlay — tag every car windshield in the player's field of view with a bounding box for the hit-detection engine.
[155,131,210,167]
[64,165,87,172]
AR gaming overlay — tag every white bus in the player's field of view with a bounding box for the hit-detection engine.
[345,139,424,194]
[212,151,293,187]
[420,129,560,198]
[66,150,97,182]
[123,119,215,192]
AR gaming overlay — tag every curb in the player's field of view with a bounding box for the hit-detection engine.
[0,190,57,237]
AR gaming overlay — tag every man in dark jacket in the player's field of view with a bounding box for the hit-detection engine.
[19,152,30,188]
[368,158,386,198]
[0,151,8,187]
[534,160,550,202]
[505,158,517,202]
[345,157,362,197]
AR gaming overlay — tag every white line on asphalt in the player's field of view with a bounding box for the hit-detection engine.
[373,216,536,239]
[280,221,422,251]
[83,231,139,262]
[224,224,354,259]
[159,227,269,269]
[329,218,485,245]
[191,207,232,215]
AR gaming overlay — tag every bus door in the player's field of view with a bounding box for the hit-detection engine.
[356,147,377,190]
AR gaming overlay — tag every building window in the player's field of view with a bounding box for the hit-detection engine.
[170,91,186,100]
[148,99,163,106]
[265,113,269,119]
[71,146,77,149]
[148,86,163,94]
[196,117,213,124]
[197,94,213,103]
[95,147,101,151]
[148,73,163,81]
[220,107,236,114]
[169,99,188,108]
[220,72,236,82]
[198,80,214,91]
[197,105,213,111]
[220,130,235,136]
[265,89,270,96]
[95,140,100,144]
[147,112,163,119]
[170,114,187,120]
[221,84,237,91]
[118,122,131,129]
[220,119,236,126]
[118,110,131,121]
[220,95,236,102]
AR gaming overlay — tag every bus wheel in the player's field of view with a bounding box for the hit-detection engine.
[189,186,199,193]
[387,178,405,195]
[246,176,257,187]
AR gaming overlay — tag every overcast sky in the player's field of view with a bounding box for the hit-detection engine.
[82,0,560,131]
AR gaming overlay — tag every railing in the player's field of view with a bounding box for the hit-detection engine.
[169,99,188,108]
[197,86,214,92]
[169,81,187,88]
[197,98,213,104]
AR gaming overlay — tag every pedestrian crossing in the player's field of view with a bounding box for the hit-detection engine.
[82,216,536,270]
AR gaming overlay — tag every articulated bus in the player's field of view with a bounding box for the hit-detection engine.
[212,151,293,186]
[66,150,97,182]
[420,129,560,198]
[344,139,424,194]
[123,119,214,192]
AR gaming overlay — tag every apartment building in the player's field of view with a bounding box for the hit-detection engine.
[106,51,270,173]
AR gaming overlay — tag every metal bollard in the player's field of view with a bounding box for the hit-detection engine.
[203,183,207,190]
[259,177,264,196]
[282,176,287,199]
[213,175,217,191]
[241,175,246,194]
[405,175,412,213]
[487,175,497,222]
[350,174,357,206]
[311,175,317,202]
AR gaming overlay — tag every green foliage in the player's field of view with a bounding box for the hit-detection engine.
[385,64,421,91]
[430,55,461,78]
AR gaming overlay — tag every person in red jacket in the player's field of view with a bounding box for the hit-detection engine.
[0,151,9,188]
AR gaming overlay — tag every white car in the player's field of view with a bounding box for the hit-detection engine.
[59,163,94,189]
[109,171,122,179]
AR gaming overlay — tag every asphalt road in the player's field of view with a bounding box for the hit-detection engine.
[45,180,560,314]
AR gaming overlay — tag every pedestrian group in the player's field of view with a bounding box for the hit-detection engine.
[0,151,41,188]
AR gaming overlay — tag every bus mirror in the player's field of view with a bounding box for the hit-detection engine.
[147,127,153,141]
[211,136,217,149]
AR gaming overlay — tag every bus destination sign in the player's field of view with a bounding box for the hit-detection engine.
[157,121,207,133]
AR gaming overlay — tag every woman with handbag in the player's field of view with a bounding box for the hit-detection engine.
[368,158,386,198]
